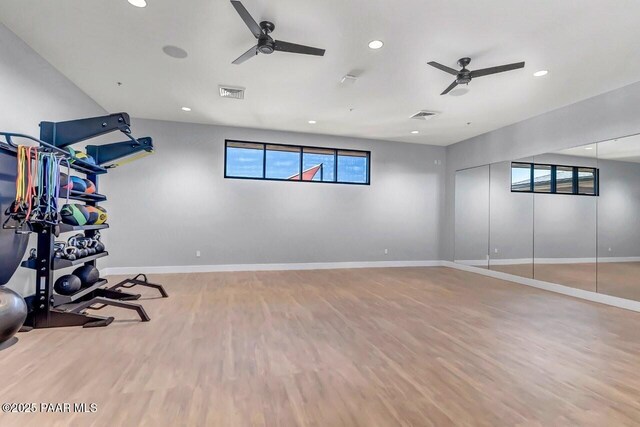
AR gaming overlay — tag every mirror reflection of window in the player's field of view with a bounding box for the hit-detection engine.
[511,163,532,191]
[556,166,574,194]
[578,168,596,195]
[534,165,552,192]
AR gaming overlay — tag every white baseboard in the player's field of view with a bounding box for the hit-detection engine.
[597,256,640,263]
[101,260,444,276]
[442,261,640,313]
[455,256,640,265]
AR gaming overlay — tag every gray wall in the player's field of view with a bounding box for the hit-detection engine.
[489,160,534,261]
[454,165,489,264]
[444,80,640,260]
[598,158,640,258]
[0,23,106,295]
[532,153,598,260]
[101,119,446,269]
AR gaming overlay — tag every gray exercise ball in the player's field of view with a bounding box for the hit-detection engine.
[0,286,27,344]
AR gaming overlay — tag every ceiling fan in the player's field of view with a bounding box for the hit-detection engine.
[427,57,525,95]
[230,0,326,65]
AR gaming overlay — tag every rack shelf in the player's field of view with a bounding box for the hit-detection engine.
[64,190,107,203]
[69,158,107,175]
[59,223,109,233]
[21,251,109,270]
[53,279,108,306]
[54,251,108,269]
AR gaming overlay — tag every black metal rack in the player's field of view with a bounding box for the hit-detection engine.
[1,113,167,329]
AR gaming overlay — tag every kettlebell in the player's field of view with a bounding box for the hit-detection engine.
[64,246,78,261]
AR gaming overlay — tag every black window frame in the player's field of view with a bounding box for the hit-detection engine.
[224,139,371,185]
[510,162,599,196]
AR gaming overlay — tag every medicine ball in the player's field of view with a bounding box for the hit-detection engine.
[75,152,96,165]
[94,206,108,225]
[73,265,100,287]
[83,179,96,194]
[59,173,73,193]
[84,206,101,225]
[60,204,90,226]
[65,147,76,163]
[54,274,82,295]
[69,176,87,193]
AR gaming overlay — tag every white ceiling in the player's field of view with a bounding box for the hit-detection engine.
[2,0,640,146]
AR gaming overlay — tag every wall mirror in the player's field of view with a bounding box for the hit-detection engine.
[595,134,640,301]
[532,146,598,291]
[454,133,640,305]
[489,158,534,279]
[455,165,490,269]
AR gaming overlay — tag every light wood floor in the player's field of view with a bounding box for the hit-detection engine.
[2,267,640,426]
[490,262,640,300]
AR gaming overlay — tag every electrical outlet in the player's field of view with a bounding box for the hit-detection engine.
[196,250,201,258]
[494,248,499,253]
[608,247,612,252]
[384,249,388,255]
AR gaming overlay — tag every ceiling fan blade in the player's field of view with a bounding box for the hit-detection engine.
[232,45,258,64]
[427,61,459,76]
[230,1,263,38]
[274,40,325,56]
[441,80,459,95]
[470,61,525,78]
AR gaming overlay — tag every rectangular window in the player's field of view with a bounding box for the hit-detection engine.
[555,166,574,194]
[510,162,598,196]
[337,150,369,184]
[533,164,552,193]
[511,163,532,191]
[265,145,301,180]
[225,140,370,185]
[225,141,264,178]
[302,147,335,182]
[578,168,597,195]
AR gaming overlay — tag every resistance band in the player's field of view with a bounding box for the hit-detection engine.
[13,145,38,221]
[34,152,64,224]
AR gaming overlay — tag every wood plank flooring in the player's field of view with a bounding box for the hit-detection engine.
[489,262,640,300]
[1,267,640,426]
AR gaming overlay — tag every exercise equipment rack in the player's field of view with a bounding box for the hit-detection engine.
[0,113,167,328]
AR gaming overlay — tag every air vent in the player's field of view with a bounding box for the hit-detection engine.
[219,86,245,100]
[410,110,438,120]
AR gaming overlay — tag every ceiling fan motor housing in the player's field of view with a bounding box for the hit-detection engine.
[258,37,275,54]
[457,71,472,85]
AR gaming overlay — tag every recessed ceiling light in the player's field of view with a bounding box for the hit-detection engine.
[368,40,384,50]
[533,70,548,77]
[162,45,188,59]
[308,120,317,124]
[128,0,147,7]
[181,107,191,112]
[585,147,593,150]
[411,130,419,134]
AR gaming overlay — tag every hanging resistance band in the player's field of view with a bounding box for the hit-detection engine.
[13,145,38,221]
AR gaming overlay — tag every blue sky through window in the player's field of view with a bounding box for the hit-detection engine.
[266,146,300,179]
[226,145,263,178]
